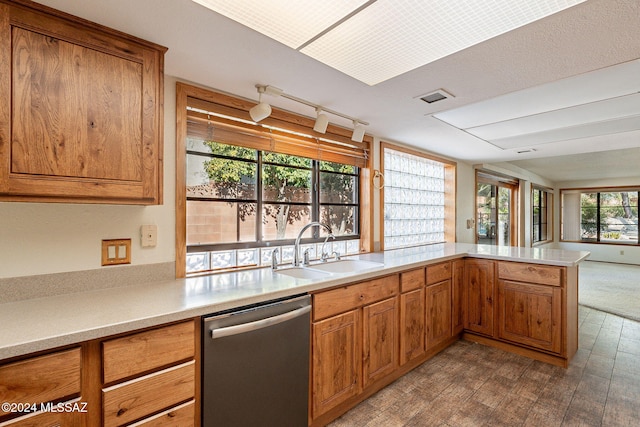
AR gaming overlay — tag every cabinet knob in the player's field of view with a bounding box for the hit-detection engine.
[117,408,127,417]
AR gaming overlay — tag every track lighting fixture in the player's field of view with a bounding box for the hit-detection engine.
[351,121,365,143]
[313,108,329,134]
[251,84,368,139]
[249,86,272,122]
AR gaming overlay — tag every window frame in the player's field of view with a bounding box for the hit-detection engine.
[380,142,456,250]
[176,83,372,277]
[531,185,553,246]
[185,145,360,253]
[560,187,640,245]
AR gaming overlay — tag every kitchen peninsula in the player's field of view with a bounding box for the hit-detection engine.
[0,243,589,426]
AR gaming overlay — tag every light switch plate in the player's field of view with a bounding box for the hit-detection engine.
[102,239,131,266]
[141,225,157,247]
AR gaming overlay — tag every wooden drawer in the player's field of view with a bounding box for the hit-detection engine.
[0,409,80,427]
[426,262,452,285]
[0,348,81,416]
[103,321,195,383]
[498,262,563,287]
[400,268,425,292]
[102,361,195,427]
[128,400,194,427]
[313,274,399,321]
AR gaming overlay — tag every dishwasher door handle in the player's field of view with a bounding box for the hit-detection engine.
[210,305,311,339]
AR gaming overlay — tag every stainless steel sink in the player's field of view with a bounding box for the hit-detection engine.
[308,259,384,274]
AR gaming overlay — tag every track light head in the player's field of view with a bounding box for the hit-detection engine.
[249,101,271,122]
[249,86,272,122]
[313,109,329,134]
[351,121,365,142]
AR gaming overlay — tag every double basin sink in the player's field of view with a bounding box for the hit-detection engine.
[275,259,384,280]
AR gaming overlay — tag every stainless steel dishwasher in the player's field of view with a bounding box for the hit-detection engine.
[202,294,311,427]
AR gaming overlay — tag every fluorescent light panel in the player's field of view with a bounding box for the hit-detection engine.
[434,60,640,150]
[190,0,367,49]
[190,0,585,85]
[467,93,640,141]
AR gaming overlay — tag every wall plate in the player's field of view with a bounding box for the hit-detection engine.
[102,239,131,266]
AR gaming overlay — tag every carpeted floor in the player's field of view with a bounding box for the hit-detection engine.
[579,261,640,322]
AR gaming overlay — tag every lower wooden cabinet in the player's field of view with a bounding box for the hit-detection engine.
[426,280,452,350]
[464,259,496,336]
[0,348,82,426]
[362,297,398,387]
[451,259,465,335]
[100,320,197,427]
[497,280,562,353]
[399,287,426,365]
[311,309,361,417]
[311,275,399,421]
[0,320,199,427]
[464,260,575,367]
[399,268,426,366]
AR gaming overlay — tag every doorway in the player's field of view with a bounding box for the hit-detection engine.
[476,172,518,246]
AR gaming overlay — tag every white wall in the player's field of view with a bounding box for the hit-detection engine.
[555,176,640,265]
[0,77,178,279]
[456,161,476,244]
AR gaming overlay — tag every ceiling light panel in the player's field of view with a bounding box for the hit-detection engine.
[490,116,640,149]
[190,0,368,49]
[300,0,586,85]
[466,93,640,141]
[434,59,640,129]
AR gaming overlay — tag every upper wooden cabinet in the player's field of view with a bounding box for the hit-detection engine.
[0,0,166,204]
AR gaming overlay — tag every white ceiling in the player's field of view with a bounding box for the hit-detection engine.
[34,0,640,183]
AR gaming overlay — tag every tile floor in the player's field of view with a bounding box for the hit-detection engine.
[328,306,640,426]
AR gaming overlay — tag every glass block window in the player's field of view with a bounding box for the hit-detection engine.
[382,145,455,250]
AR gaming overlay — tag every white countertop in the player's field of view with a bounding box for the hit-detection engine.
[0,243,589,360]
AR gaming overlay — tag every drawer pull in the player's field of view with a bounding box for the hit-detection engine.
[117,408,127,417]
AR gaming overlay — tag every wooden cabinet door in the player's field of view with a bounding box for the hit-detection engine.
[426,280,452,350]
[452,259,465,335]
[362,297,398,388]
[464,259,495,336]
[399,287,426,365]
[0,2,165,204]
[312,309,361,419]
[497,280,562,354]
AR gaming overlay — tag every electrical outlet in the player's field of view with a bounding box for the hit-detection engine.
[141,225,157,248]
[102,239,131,266]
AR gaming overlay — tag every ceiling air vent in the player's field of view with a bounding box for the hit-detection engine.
[419,89,454,104]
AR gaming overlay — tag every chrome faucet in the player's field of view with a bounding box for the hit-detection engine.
[320,234,335,262]
[293,222,332,267]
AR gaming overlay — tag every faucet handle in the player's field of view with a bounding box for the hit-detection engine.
[331,251,341,261]
[271,249,279,270]
[303,248,311,266]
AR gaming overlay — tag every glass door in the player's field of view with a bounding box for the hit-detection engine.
[476,173,518,246]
